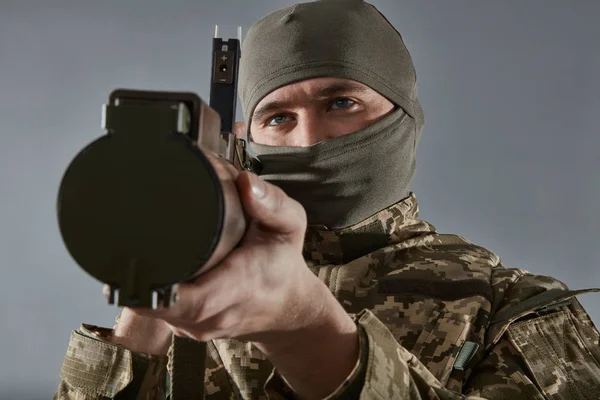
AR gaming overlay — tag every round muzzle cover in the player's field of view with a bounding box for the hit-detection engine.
[57,90,225,306]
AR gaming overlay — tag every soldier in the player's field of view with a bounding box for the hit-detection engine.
[55,0,600,399]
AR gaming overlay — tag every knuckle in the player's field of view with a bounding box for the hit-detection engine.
[215,310,240,335]
[266,185,286,212]
[294,199,308,227]
[236,276,253,306]
[173,298,207,325]
[214,313,230,331]
[191,299,212,324]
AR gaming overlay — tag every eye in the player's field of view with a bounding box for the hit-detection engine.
[267,114,291,126]
[330,98,355,111]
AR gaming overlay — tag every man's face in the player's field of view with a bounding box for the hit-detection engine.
[246,77,395,147]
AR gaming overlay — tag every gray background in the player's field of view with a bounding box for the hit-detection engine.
[1,0,598,397]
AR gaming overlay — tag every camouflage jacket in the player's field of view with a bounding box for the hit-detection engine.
[54,194,600,399]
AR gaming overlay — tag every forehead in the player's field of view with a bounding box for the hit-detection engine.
[254,77,376,107]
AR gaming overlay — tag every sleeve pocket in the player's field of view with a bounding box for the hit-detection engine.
[507,309,600,400]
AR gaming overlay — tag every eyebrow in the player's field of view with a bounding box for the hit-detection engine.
[252,82,369,122]
[312,82,369,99]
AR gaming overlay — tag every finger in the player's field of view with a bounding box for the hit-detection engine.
[233,121,246,138]
[236,171,306,237]
[132,253,249,325]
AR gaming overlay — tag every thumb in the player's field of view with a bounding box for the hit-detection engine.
[236,171,306,237]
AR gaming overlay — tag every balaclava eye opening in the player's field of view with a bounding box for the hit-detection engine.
[239,0,425,229]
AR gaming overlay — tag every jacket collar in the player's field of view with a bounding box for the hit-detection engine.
[303,193,437,266]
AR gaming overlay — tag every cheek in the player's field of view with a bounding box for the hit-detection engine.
[328,119,365,138]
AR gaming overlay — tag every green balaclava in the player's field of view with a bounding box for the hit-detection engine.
[239,0,425,230]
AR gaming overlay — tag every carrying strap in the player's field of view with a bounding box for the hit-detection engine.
[491,288,599,325]
[487,288,600,349]
[170,335,206,400]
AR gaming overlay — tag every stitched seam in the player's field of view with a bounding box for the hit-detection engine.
[362,312,386,399]
[560,316,586,399]
[263,112,409,162]
[246,60,414,111]
[526,317,562,370]
[525,314,580,399]
[557,317,577,399]
[101,351,111,394]
[567,311,600,367]
[565,313,599,396]
[246,59,411,103]
[62,334,132,395]
[316,113,410,162]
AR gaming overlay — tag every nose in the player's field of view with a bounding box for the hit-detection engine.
[294,113,334,146]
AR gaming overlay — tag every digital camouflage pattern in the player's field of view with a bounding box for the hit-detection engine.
[54,194,600,399]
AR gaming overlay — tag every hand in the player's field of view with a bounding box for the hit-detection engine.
[130,167,359,398]
[108,307,172,356]
[131,168,311,337]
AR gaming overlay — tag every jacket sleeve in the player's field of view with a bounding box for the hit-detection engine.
[265,271,600,399]
[53,324,169,400]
